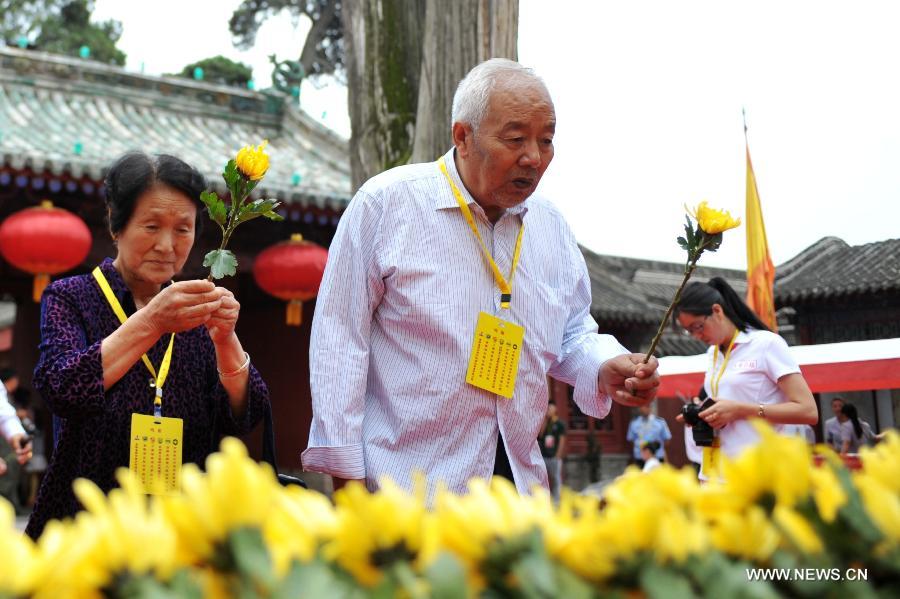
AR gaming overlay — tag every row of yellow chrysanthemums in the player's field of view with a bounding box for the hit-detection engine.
[1,423,898,598]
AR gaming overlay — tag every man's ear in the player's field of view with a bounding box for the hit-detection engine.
[452,122,473,158]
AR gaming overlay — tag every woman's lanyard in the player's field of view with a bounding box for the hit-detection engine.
[92,267,174,418]
[710,329,740,398]
[438,156,524,310]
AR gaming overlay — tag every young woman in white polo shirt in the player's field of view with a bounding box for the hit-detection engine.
[674,277,818,479]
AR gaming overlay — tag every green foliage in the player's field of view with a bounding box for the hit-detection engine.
[175,55,253,87]
[0,0,65,43]
[203,249,238,280]
[32,0,126,65]
[200,191,227,231]
[229,0,344,80]
[103,570,203,599]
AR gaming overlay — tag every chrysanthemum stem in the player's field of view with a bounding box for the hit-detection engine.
[642,259,698,364]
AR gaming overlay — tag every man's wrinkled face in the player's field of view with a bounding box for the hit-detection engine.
[457,80,555,212]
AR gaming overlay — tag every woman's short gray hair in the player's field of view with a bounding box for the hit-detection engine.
[451,58,547,132]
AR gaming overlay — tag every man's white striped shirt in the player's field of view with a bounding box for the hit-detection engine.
[301,149,628,495]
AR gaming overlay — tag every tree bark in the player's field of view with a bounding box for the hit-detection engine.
[411,0,518,164]
[343,0,425,192]
[345,0,519,190]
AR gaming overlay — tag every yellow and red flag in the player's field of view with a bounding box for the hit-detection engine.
[745,141,778,331]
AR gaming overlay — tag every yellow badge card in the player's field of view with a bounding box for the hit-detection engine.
[701,438,721,479]
[466,311,525,399]
[130,413,183,495]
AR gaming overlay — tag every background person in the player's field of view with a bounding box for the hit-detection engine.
[0,368,31,512]
[26,152,269,539]
[674,277,818,480]
[0,368,31,468]
[538,400,566,501]
[823,396,845,452]
[839,403,875,454]
[640,441,661,472]
[626,402,671,468]
[302,58,659,497]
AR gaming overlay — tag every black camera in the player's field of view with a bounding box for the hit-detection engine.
[682,398,716,447]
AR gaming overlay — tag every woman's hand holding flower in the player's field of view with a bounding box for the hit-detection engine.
[142,280,225,335]
[206,288,241,345]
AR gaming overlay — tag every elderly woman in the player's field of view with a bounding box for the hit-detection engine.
[26,153,269,539]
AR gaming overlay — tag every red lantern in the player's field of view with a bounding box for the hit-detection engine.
[0,200,92,302]
[253,234,328,326]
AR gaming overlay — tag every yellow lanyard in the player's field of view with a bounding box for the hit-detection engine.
[710,329,740,398]
[438,156,525,309]
[92,267,175,417]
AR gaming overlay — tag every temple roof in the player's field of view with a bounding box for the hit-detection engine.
[775,236,900,303]
[0,46,351,211]
[581,247,748,324]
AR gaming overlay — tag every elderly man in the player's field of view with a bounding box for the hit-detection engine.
[302,58,659,495]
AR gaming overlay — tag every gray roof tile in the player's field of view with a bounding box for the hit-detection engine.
[0,47,351,210]
[581,246,747,323]
[776,236,900,302]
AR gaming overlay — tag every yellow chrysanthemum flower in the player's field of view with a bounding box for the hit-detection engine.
[0,499,39,596]
[29,470,179,599]
[540,490,619,583]
[235,140,270,181]
[263,485,339,576]
[599,465,708,566]
[859,430,900,494]
[325,477,437,588]
[773,506,824,554]
[434,477,545,590]
[719,422,812,509]
[687,200,741,234]
[707,506,780,562]
[160,437,281,565]
[809,464,847,523]
[853,473,900,543]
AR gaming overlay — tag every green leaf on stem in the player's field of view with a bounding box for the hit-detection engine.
[703,232,724,253]
[640,563,694,599]
[424,553,468,599]
[227,528,276,590]
[223,159,241,190]
[684,216,697,249]
[203,249,238,279]
[237,198,284,224]
[677,236,689,250]
[200,190,227,229]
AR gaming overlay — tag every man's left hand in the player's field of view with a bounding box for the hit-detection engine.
[600,353,660,407]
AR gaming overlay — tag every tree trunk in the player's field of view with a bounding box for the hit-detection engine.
[411,0,518,163]
[343,0,425,192]
[345,0,519,190]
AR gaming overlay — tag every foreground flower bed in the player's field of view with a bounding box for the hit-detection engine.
[2,424,898,598]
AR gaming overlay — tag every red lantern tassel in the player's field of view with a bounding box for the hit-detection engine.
[33,273,50,302]
[286,300,303,326]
